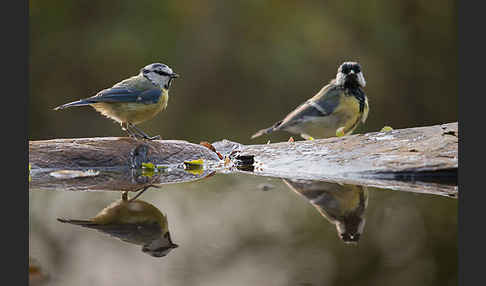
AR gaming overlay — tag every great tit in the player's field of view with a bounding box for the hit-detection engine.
[283,179,369,244]
[252,62,369,140]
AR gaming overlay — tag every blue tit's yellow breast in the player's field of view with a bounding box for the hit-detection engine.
[92,89,169,125]
[160,89,169,110]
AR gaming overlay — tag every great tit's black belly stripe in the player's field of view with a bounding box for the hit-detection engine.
[348,87,366,113]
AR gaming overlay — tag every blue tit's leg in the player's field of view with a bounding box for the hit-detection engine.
[127,185,151,202]
[300,133,315,140]
[128,123,161,140]
[121,122,141,139]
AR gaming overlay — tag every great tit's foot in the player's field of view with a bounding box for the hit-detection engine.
[300,133,314,140]
[336,127,346,137]
[122,191,128,201]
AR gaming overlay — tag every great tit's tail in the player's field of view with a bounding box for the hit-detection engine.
[57,218,96,226]
[251,120,282,139]
[53,99,95,110]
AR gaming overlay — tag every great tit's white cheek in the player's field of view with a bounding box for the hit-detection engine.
[357,218,366,233]
[335,72,346,86]
[357,72,366,87]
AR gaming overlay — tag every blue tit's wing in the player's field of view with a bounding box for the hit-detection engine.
[87,87,162,105]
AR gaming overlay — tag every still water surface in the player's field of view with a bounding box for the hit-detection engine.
[29,172,457,286]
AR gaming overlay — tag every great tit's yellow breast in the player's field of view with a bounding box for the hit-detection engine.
[333,185,363,215]
[335,94,360,123]
[289,92,363,138]
[92,89,168,125]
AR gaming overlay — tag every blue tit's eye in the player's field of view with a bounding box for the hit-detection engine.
[154,70,170,76]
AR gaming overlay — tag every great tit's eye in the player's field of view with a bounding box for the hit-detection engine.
[353,66,361,73]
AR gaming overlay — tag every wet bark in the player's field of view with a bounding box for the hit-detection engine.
[221,122,458,197]
[29,122,457,197]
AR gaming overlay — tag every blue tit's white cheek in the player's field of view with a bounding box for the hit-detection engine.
[164,67,173,75]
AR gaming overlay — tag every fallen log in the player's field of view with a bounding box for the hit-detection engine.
[218,122,458,197]
[29,122,457,197]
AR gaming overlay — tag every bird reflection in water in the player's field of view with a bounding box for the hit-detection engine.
[57,186,178,257]
[283,179,368,244]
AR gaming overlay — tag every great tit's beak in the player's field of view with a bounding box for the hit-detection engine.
[170,73,179,79]
[349,70,355,75]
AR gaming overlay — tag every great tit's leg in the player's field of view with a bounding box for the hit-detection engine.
[128,185,151,202]
[300,133,314,140]
[128,123,161,140]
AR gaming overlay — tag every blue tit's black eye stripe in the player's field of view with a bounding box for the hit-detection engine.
[154,70,171,76]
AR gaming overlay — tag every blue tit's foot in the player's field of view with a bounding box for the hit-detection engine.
[122,122,142,139]
[127,185,151,202]
[300,133,314,140]
[144,135,161,141]
[127,123,160,141]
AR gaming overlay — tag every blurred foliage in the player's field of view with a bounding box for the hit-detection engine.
[29,0,456,143]
[29,2,457,285]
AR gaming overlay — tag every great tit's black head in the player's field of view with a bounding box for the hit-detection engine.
[336,61,366,88]
[336,216,366,244]
[141,63,179,89]
[142,243,179,257]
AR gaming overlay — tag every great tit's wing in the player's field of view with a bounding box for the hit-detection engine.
[276,85,341,129]
[87,87,162,105]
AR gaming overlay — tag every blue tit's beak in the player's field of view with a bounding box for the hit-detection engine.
[170,73,179,79]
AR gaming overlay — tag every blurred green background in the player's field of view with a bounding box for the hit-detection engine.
[29,0,457,144]
[29,2,457,285]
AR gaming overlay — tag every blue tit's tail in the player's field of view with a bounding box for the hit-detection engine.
[53,99,96,110]
[251,120,282,139]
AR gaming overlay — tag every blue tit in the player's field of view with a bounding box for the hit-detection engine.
[54,63,179,140]
[283,179,368,244]
[57,191,178,258]
[252,61,369,140]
